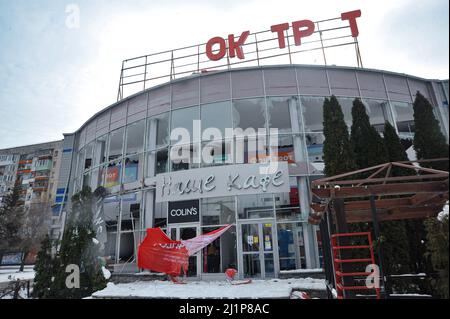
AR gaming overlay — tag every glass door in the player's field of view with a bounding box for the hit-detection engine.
[241,224,261,278]
[167,225,200,277]
[261,223,275,278]
[240,221,277,279]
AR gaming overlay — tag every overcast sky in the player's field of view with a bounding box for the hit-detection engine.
[0,0,448,149]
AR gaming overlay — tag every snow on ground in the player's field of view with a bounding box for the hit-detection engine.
[0,286,30,299]
[92,278,326,299]
[279,268,323,274]
[0,265,34,274]
[0,270,35,283]
[390,293,432,297]
[389,273,426,277]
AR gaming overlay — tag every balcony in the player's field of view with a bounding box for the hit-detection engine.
[0,160,15,166]
[34,162,52,172]
[38,155,53,160]
[17,168,31,174]
[32,185,48,192]
[34,175,49,181]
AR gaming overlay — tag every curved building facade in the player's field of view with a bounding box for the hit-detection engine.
[57,64,449,278]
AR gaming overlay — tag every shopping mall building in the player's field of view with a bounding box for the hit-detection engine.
[52,63,449,279]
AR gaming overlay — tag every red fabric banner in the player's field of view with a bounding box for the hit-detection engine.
[137,225,232,276]
[182,224,232,256]
[138,228,189,276]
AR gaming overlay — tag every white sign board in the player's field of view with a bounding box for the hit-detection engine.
[155,163,290,202]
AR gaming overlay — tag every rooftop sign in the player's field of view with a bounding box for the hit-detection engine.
[205,10,361,62]
[117,10,363,100]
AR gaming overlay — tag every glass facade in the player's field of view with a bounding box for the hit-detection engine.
[69,66,449,278]
[392,101,415,138]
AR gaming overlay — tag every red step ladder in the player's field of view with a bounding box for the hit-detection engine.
[331,232,380,299]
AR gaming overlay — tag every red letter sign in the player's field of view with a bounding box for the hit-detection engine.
[228,31,250,59]
[270,23,290,49]
[204,10,362,62]
[292,20,315,46]
[206,36,227,61]
[341,10,361,37]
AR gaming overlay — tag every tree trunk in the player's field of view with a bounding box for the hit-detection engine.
[19,250,29,272]
[13,280,21,299]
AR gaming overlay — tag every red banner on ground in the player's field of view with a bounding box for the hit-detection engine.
[137,225,232,276]
[138,228,188,276]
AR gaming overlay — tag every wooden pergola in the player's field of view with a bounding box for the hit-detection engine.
[309,159,449,225]
[308,158,448,299]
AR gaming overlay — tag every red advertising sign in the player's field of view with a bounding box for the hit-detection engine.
[105,166,120,188]
[205,9,361,62]
[249,150,295,164]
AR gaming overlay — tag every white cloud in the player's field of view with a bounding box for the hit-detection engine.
[0,0,448,149]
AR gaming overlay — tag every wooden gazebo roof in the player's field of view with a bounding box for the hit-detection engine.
[309,159,449,224]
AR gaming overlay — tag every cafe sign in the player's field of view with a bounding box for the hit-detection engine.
[155,163,290,202]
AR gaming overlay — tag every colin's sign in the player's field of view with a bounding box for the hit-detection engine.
[205,10,361,61]
[155,163,290,202]
[168,200,200,224]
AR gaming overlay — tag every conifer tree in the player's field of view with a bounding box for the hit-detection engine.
[321,96,359,295]
[383,121,409,175]
[349,101,412,291]
[410,92,449,297]
[424,208,449,298]
[32,235,54,299]
[383,121,431,279]
[411,92,449,296]
[413,91,449,171]
[323,95,357,177]
[347,99,386,238]
[350,98,388,172]
[51,186,106,298]
[0,184,24,261]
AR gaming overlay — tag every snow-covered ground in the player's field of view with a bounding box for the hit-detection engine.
[389,293,432,298]
[389,273,426,278]
[92,278,326,299]
[0,267,35,284]
[0,265,34,274]
[279,268,323,274]
[0,271,35,284]
[0,286,30,299]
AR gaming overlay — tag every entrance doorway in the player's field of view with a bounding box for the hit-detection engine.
[167,224,200,277]
[239,221,278,279]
